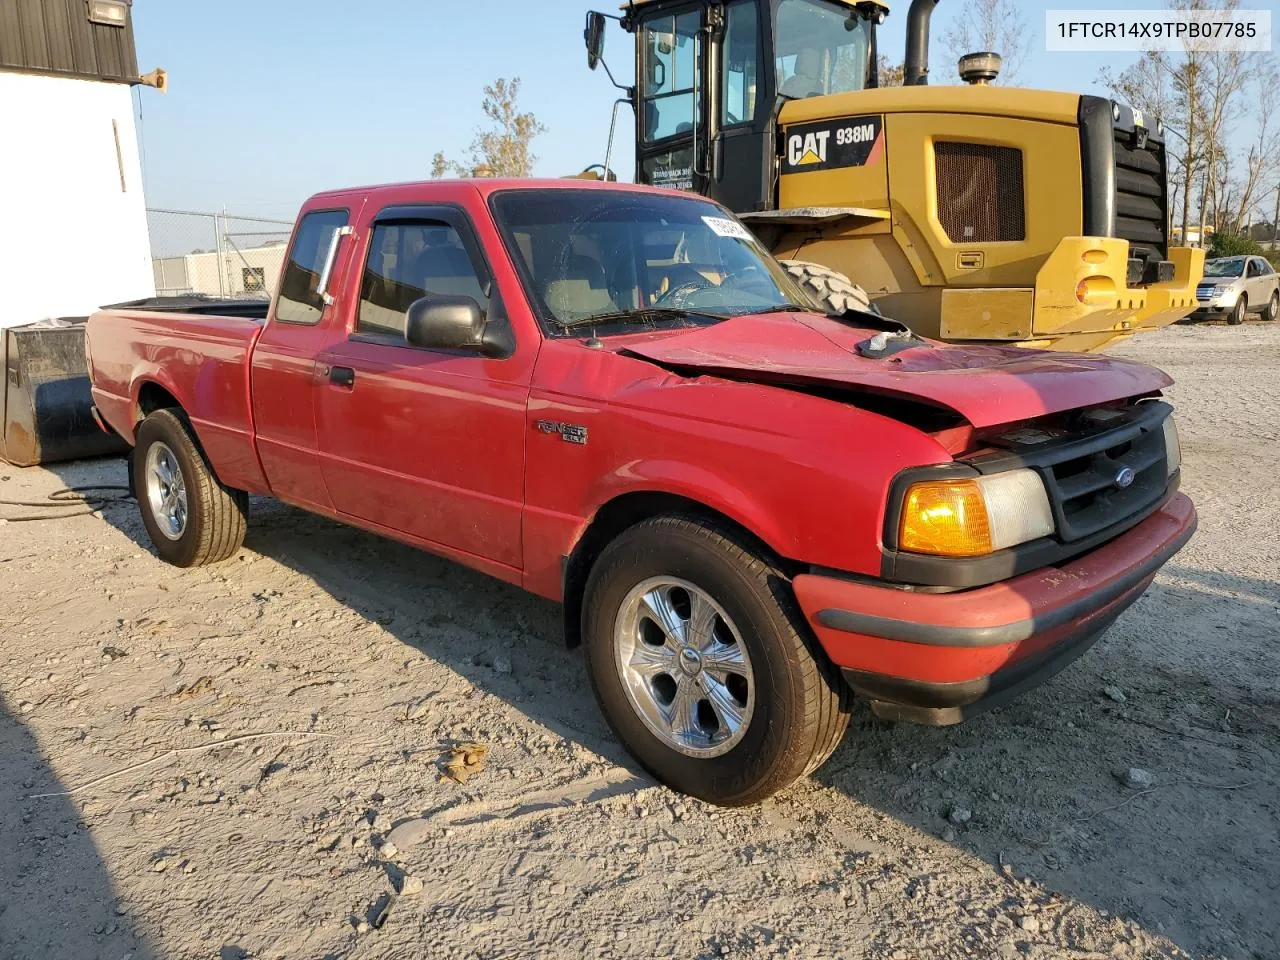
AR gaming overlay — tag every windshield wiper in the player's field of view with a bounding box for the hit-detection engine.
[737,304,814,316]
[557,307,719,332]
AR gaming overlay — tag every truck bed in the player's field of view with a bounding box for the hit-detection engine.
[87,299,267,488]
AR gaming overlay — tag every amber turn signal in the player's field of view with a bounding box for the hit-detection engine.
[898,470,1056,557]
[899,479,993,557]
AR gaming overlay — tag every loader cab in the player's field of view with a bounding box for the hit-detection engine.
[623,0,884,212]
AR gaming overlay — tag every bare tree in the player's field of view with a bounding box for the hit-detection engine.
[1100,0,1277,244]
[938,0,1030,85]
[1224,63,1280,232]
[876,54,904,87]
[432,77,548,179]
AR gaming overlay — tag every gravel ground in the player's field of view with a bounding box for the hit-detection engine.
[1,321,1277,960]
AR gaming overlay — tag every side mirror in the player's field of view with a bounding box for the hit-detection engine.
[404,296,512,358]
[585,11,606,71]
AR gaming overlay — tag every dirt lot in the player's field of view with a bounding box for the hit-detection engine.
[1,321,1277,960]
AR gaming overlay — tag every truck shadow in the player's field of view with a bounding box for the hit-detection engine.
[56,456,1278,960]
[0,698,157,960]
[242,497,1280,959]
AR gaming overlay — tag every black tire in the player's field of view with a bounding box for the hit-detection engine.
[132,408,248,567]
[1263,290,1279,322]
[581,515,850,806]
[1228,296,1246,325]
[780,259,878,315]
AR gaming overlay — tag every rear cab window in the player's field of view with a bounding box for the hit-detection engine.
[275,209,350,325]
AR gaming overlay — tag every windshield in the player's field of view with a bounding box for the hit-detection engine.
[489,189,812,333]
[1204,258,1245,278]
[776,0,873,99]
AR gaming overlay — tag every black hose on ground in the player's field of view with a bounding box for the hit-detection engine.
[0,486,133,523]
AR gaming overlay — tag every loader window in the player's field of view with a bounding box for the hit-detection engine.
[642,10,701,142]
[722,0,760,126]
[775,0,872,98]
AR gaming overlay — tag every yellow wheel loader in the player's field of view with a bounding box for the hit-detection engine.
[582,0,1203,351]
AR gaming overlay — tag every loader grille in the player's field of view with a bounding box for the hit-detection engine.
[1113,130,1168,267]
[934,142,1026,244]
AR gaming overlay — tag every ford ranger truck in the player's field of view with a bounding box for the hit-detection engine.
[86,179,1197,806]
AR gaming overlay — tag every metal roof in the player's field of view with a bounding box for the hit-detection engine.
[0,0,139,84]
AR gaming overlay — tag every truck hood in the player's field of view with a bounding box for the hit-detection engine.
[620,313,1171,429]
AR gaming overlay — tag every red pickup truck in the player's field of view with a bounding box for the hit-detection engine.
[87,179,1196,805]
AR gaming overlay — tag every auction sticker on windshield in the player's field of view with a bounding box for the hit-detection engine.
[781,115,884,174]
[702,216,755,242]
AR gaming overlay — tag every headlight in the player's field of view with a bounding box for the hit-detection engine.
[1212,285,1233,299]
[898,469,1055,557]
[1162,415,1181,477]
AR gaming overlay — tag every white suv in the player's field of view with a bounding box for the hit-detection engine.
[1193,255,1280,325]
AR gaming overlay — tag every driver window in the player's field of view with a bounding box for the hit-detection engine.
[642,11,701,141]
[721,1,759,126]
[357,221,487,337]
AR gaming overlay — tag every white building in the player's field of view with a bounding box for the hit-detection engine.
[0,0,156,329]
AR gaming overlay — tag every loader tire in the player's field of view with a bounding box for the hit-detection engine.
[780,259,878,316]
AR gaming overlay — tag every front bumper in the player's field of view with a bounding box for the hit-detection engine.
[792,493,1196,725]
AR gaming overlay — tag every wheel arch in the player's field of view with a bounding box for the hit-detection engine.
[561,490,799,649]
[135,379,184,420]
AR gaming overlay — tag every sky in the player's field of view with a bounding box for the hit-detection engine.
[130,0,1188,222]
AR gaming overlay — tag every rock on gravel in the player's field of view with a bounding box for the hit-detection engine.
[1102,685,1127,703]
[1121,767,1156,790]
[947,806,972,825]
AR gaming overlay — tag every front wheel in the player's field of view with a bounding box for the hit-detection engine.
[132,408,248,567]
[1262,290,1278,322]
[581,515,850,805]
[1228,297,1247,325]
[779,259,878,316]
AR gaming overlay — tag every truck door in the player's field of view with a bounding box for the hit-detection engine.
[250,205,360,511]
[312,204,530,571]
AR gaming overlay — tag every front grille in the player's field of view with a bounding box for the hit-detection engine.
[1195,283,1215,300]
[1113,130,1168,271]
[980,402,1173,544]
[934,142,1025,244]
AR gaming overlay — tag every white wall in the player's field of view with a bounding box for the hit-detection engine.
[0,72,155,328]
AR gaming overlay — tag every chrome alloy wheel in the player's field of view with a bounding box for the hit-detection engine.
[144,441,188,540]
[614,577,755,758]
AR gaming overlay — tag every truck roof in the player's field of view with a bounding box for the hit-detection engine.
[305,176,700,206]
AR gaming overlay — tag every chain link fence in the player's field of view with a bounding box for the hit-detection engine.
[147,209,294,300]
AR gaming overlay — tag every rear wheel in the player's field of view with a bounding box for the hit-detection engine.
[581,515,850,806]
[1228,296,1247,325]
[132,408,248,567]
[780,259,877,316]
[1263,290,1278,322]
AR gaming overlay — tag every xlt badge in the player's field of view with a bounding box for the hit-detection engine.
[536,420,588,445]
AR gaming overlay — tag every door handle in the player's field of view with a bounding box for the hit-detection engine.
[329,366,355,388]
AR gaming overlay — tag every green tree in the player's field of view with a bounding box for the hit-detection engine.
[1208,233,1264,258]
[432,77,548,179]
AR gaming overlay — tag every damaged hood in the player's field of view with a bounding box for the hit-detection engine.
[621,313,1171,429]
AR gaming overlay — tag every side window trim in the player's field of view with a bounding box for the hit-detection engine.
[352,203,512,355]
[272,207,351,327]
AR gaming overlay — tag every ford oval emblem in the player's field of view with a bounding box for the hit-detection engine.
[1114,466,1136,489]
